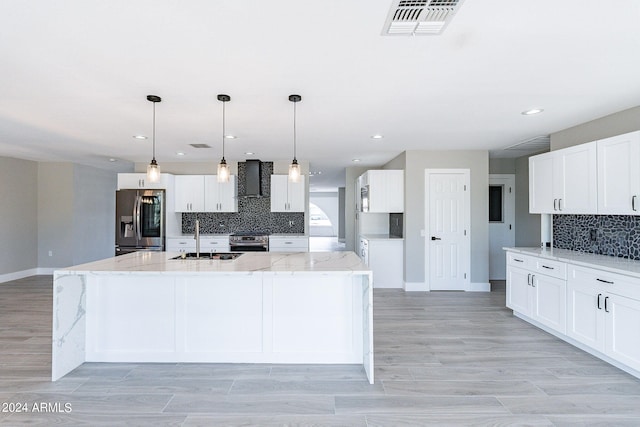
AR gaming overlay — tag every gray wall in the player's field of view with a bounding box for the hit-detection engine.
[0,157,38,275]
[38,163,116,268]
[489,158,516,174]
[551,106,640,150]
[310,192,339,237]
[384,150,489,286]
[514,155,541,247]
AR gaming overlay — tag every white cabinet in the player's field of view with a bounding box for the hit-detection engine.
[204,175,238,212]
[506,253,567,334]
[597,130,640,214]
[175,175,237,213]
[270,175,305,212]
[567,265,640,372]
[174,175,205,212]
[269,236,309,252]
[167,236,230,253]
[529,142,597,214]
[359,237,403,289]
[359,170,404,213]
[117,173,173,190]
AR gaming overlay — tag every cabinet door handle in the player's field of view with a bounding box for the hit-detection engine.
[604,296,610,313]
[597,293,602,309]
[558,198,562,211]
[527,273,531,286]
[531,275,536,287]
[541,265,554,270]
[633,195,638,211]
[553,199,557,211]
[596,278,614,285]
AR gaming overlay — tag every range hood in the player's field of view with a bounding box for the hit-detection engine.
[244,159,263,197]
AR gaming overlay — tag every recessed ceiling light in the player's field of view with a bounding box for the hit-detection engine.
[108,158,117,162]
[371,134,384,139]
[244,151,254,155]
[133,135,148,140]
[225,135,237,139]
[352,159,361,163]
[176,152,185,156]
[522,108,544,116]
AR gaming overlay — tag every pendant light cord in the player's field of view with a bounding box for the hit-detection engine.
[152,101,156,161]
[222,100,226,160]
[293,100,297,161]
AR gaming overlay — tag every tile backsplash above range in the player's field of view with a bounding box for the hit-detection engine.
[181,161,304,234]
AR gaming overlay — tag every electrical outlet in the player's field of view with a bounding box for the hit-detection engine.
[48,250,53,257]
[590,229,597,241]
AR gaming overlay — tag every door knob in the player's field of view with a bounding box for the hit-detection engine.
[431,236,441,240]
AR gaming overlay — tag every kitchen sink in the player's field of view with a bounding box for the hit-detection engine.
[170,252,243,260]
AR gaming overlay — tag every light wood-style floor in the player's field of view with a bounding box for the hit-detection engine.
[2,275,640,426]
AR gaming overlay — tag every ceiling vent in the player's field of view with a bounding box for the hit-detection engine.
[490,135,550,158]
[189,143,211,148]
[382,0,466,36]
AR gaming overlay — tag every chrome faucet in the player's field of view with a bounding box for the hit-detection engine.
[194,219,200,258]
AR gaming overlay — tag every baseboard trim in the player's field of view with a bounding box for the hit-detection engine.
[468,282,491,292]
[0,268,39,284]
[404,281,428,292]
[37,268,56,275]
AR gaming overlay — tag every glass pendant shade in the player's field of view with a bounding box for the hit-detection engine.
[288,159,301,183]
[147,159,161,183]
[217,158,230,183]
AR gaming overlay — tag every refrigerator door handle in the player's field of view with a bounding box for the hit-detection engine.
[135,195,142,241]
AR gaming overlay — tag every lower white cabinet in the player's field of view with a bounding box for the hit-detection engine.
[567,265,640,372]
[359,237,403,289]
[269,236,309,252]
[167,236,230,253]
[506,253,566,334]
[506,249,640,378]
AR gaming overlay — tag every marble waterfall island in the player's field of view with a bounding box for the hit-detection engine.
[52,251,374,383]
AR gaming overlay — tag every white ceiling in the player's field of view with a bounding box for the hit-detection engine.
[1,0,639,191]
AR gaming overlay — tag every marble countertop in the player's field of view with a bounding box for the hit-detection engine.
[504,247,640,278]
[360,234,404,241]
[58,251,370,275]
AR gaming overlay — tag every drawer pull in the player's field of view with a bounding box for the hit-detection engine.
[541,265,554,270]
[179,242,186,245]
[596,278,614,285]
[513,258,524,263]
[285,242,293,244]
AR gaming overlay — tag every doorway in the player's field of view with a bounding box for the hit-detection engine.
[425,169,470,291]
[489,174,515,281]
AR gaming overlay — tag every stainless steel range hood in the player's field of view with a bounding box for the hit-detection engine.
[244,159,262,197]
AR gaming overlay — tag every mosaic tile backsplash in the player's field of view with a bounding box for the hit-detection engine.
[553,215,640,260]
[181,161,304,234]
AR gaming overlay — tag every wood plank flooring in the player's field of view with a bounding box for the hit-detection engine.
[1,275,640,425]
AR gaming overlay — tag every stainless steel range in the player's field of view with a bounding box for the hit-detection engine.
[229,232,269,252]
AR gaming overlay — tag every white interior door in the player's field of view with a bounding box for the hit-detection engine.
[489,174,515,280]
[426,170,470,291]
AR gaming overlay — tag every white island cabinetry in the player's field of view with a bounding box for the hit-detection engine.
[52,252,373,384]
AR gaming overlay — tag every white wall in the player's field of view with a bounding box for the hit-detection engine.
[0,157,38,276]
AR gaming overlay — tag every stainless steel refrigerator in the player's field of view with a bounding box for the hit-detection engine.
[115,189,165,256]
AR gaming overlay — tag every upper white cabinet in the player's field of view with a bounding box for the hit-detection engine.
[204,175,238,212]
[175,175,237,213]
[174,175,205,212]
[529,142,597,214]
[117,173,173,190]
[359,170,404,213]
[270,175,305,212]
[597,130,640,214]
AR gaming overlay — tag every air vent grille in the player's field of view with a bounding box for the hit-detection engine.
[189,144,211,148]
[383,0,465,36]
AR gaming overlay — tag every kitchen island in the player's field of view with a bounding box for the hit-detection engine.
[52,251,373,383]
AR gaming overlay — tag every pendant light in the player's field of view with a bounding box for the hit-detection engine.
[146,95,162,183]
[288,94,302,182]
[217,94,231,183]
